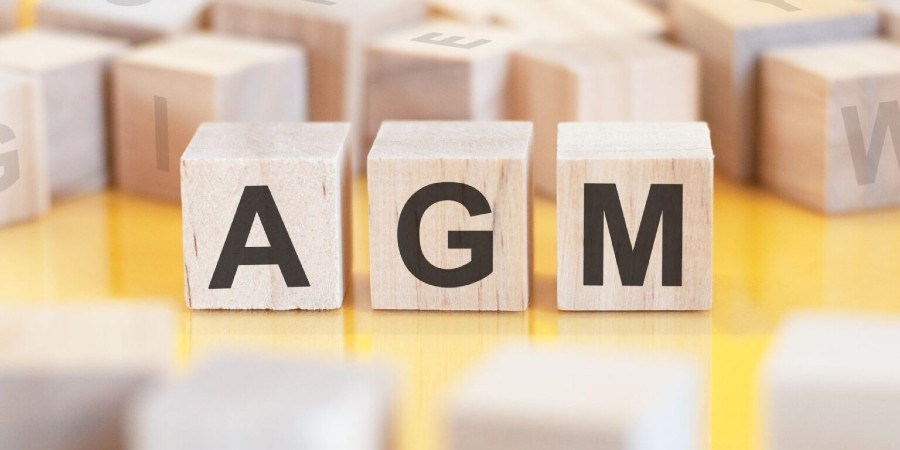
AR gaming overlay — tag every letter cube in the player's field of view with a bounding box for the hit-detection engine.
[113,33,307,202]
[557,123,713,311]
[367,121,533,311]
[181,123,351,311]
[0,0,15,31]
[761,40,900,214]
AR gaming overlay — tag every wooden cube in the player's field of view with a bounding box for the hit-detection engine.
[447,346,703,450]
[0,0,16,31]
[557,123,713,311]
[0,69,49,227]
[0,303,175,450]
[0,29,126,199]
[113,33,307,203]
[761,40,900,214]
[181,123,351,311]
[367,121,532,311]
[37,0,211,44]
[762,312,900,450]
[211,0,427,172]
[672,0,878,181]
[129,354,396,450]
[510,38,699,196]
[365,20,527,156]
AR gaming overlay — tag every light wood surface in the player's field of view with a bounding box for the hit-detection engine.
[112,33,306,203]
[181,123,351,311]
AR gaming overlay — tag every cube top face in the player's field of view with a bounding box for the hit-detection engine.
[38,0,210,31]
[217,0,424,23]
[0,28,126,73]
[369,121,533,161]
[369,20,526,61]
[558,122,713,160]
[766,40,900,82]
[678,0,876,29]
[184,123,351,162]
[519,38,694,74]
[117,33,303,78]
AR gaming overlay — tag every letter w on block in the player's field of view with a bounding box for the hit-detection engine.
[842,101,900,186]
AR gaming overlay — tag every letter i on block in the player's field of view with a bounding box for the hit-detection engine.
[557,123,713,311]
[368,122,533,311]
[181,123,351,311]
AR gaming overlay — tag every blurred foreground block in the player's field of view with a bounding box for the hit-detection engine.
[37,0,211,44]
[0,29,126,199]
[130,354,395,450]
[762,312,900,450]
[181,123,351,311]
[761,40,900,214]
[0,303,175,450]
[510,38,699,196]
[672,0,878,181]
[113,33,306,202]
[0,0,15,31]
[0,70,49,227]
[447,347,702,450]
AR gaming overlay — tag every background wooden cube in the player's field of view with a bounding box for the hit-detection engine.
[113,33,307,203]
[761,40,900,214]
[0,303,175,450]
[182,123,350,311]
[365,20,526,158]
[0,70,49,227]
[129,354,396,450]
[368,121,532,311]
[37,0,211,44]
[671,0,878,182]
[447,346,703,450]
[557,123,713,311]
[762,312,900,450]
[211,0,427,172]
[510,37,699,196]
[0,0,16,31]
[0,29,126,199]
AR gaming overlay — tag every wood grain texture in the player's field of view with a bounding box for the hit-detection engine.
[761,312,900,450]
[211,0,427,172]
[112,33,307,203]
[761,40,900,214]
[0,69,49,227]
[181,123,351,311]
[129,354,396,450]
[557,123,713,311]
[0,303,175,450]
[366,20,527,158]
[368,121,532,311]
[447,346,703,450]
[509,37,699,196]
[0,29,126,199]
[671,0,878,182]
[37,0,211,44]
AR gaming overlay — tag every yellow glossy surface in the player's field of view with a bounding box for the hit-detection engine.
[1,178,899,449]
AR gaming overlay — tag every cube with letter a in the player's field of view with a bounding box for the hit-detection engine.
[367,121,533,311]
[181,123,351,311]
[557,122,713,311]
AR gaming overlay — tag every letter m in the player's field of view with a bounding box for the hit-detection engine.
[584,184,683,287]
[842,101,900,185]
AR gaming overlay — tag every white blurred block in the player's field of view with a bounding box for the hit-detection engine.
[129,354,396,450]
[762,312,900,450]
[447,347,703,450]
[0,303,175,450]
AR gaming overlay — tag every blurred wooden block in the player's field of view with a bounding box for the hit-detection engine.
[0,29,126,199]
[129,354,395,450]
[557,123,713,311]
[761,40,900,214]
[368,122,532,311]
[181,123,351,311]
[0,0,16,31]
[869,0,900,39]
[37,0,211,44]
[112,33,306,203]
[671,0,878,181]
[447,346,703,450]
[762,312,900,450]
[0,70,49,227]
[0,303,175,450]
[211,0,427,172]
[510,38,699,196]
[366,20,526,155]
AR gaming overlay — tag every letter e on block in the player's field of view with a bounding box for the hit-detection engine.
[557,123,713,311]
[181,123,351,311]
